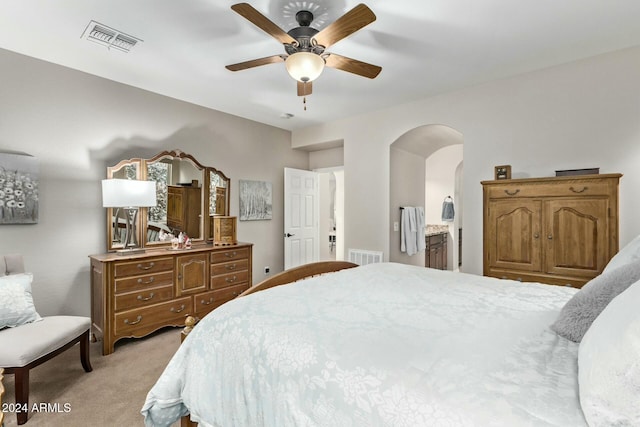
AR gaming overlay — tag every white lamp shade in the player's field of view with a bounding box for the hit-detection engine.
[102,179,157,208]
[285,52,325,82]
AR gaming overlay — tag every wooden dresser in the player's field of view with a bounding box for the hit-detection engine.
[89,243,252,355]
[482,174,621,287]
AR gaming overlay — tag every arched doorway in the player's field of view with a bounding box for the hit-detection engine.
[389,124,463,269]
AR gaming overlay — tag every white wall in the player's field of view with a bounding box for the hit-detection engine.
[292,46,640,276]
[0,48,308,316]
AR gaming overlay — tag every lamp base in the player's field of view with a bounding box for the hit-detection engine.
[115,247,146,256]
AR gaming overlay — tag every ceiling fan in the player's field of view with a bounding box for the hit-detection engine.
[226,2,382,98]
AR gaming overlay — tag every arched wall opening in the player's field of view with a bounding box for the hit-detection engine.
[389,124,464,268]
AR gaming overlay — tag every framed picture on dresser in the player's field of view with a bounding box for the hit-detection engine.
[494,165,511,180]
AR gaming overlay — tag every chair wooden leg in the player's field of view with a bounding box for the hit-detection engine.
[80,330,93,373]
[14,367,29,425]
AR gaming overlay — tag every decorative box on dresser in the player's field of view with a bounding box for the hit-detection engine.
[89,243,252,355]
[482,173,621,288]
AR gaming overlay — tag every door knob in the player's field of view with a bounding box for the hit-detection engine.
[285,233,295,237]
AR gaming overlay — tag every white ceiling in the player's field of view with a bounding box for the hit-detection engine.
[1,1,639,131]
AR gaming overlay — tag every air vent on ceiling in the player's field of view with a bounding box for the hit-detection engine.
[81,20,142,53]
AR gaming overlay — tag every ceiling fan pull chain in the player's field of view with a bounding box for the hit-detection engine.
[303,96,307,111]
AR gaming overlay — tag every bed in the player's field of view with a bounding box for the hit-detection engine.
[142,253,640,427]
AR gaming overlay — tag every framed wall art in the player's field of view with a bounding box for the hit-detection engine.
[0,153,39,224]
[239,179,272,220]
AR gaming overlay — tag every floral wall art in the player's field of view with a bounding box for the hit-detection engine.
[0,153,39,224]
[239,179,272,221]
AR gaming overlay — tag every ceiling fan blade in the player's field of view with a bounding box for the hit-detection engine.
[231,3,297,45]
[313,3,376,48]
[324,53,381,79]
[226,55,285,71]
[297,81,312,96]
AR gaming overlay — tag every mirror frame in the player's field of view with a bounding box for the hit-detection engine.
[105,150,230,251]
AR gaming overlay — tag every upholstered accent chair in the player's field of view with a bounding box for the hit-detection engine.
[0,254,92,425]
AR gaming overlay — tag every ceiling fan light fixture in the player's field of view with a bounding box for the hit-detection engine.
[285,52,325,82]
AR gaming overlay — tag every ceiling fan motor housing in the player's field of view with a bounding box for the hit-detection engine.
[286,12,323,55]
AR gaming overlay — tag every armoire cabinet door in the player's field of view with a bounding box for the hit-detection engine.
[543,198,609,280]
[487,199,542,273]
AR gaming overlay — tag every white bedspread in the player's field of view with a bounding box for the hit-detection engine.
[142,262,587,427]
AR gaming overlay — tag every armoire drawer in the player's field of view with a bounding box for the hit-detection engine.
[485,180,611,200]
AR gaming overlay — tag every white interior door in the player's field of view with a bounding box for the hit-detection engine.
[284,167,319,269]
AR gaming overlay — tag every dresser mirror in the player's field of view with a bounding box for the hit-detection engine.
[105,150,230,251]
[106,158,142,250]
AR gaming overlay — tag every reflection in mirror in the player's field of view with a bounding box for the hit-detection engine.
[209,172,228,216]
[146,154,203,245]
[106,160,141,251]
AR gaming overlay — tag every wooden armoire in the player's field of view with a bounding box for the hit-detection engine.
[167,185,201,238]
[482,173,621,288]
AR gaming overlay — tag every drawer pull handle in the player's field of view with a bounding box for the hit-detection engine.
[504,189,520,196]
[226,275,237,283]
[124,315,142,325]
[226,264,237,270]
[224,251,237,258]
[137,277,155,285]
[171,304,186,313]
[569,186,588,193]
[137,262,155,270]
[201,297,214,306]
[137,292,155,301]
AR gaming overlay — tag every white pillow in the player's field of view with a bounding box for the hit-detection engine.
[578,279,640,426]
[0,272,42,329]
[603,234,640,273]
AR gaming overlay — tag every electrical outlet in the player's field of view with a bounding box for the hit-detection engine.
[264,266,270,274]
[393,221,399,231]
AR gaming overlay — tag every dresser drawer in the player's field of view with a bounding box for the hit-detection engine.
[115,271,174,294]
[210,259,248,276]
[114,257,174,278]
[211,248,249,264]
[194,283,249,318]
[210,270,248,289]
[114,285,174,311]
[114,297,192,335]
[485,180,612,200]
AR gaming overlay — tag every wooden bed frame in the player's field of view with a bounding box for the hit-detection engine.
[180,260,358,427]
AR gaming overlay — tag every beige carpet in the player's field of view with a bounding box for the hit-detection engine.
[2,327,182,427]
